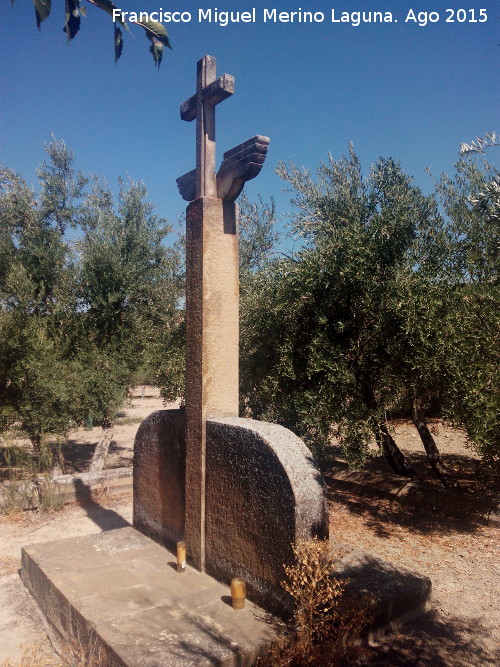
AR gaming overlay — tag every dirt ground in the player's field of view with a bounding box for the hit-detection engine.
[0,388,498,666]
[55,386,179,474]
[327,491,499,666]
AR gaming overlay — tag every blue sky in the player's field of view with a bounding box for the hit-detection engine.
[0,0,498,235]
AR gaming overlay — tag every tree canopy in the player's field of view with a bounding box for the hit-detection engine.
[1,138,497,484]
[0,139,182,450]
[238,146,499,478]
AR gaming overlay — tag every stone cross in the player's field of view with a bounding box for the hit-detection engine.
[180,55,233,197]
[133,59,328,617]
[177,55,269,204]
[177,55,269,571]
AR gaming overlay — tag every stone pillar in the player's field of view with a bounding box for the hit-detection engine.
[185,196,239,570]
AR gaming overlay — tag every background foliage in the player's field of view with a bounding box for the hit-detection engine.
[239,146,499,473]
[1,139,497,478]
[0,139,182,451]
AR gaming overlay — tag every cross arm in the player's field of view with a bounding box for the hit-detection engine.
[180,74,235,122]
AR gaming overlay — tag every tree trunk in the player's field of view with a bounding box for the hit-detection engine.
[29,434,42,457]
[375,421,416,478]
[88,426,114,475]
[360,380,415,478]
[412,397,459,488]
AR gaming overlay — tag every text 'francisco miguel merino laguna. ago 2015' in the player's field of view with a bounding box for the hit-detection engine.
[112,7,489,27]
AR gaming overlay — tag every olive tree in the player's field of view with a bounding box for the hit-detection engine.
[0,139,182,454]
[241,147,499,479]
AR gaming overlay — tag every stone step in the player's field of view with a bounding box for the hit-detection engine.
[21,526,431,666]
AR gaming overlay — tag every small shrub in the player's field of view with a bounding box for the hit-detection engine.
[258,539,368,667]
[37,474,67,513]
[0,479,38,515]
[2,443,36,476]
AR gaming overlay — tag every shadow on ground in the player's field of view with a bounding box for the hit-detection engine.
[354,610,499,666]
[59,439,96,473]
[359,452,494,489]
[322,449,498,537]
[324,482,493,537]
[73,478,131,531]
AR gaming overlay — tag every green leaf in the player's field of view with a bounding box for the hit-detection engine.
[114,24,123,64]
[33,0,51,30]
[86,0,128,29]
[133,19,171,68]
[134,18,171,49]
[147,36,164,69]
[64,0,81,41]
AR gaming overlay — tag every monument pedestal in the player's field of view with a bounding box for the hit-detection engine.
[21,527,278,667]
[133,411,329,618]
[21,526,431,666]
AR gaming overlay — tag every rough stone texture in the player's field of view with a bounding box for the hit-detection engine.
[205,418,329,617]
[185,197,239,420]
[185,196,239,570]
[21,527,278,667]
[133,409,186,553]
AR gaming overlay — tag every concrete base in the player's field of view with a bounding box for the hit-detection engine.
[21,527,278,666]
[21,528,432,665]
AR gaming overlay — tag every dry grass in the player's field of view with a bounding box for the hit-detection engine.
[60,628,107,667]
[0,508,26,524]
[88,481,113,509]
[113,417,143,426]
[0,642,60,667]
[258,539,368,667]
[0,555,19,576]
[0,628,109,667]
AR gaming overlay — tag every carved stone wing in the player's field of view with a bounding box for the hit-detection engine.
[176,169,197,202]
[176,135,270,202]
[216,135,270,201]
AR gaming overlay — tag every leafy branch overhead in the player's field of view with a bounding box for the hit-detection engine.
[459,131,499,156]
[12,0,172,67]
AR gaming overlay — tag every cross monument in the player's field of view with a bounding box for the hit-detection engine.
[19,58,430,659]
[177,55,269,570]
